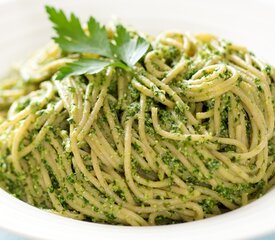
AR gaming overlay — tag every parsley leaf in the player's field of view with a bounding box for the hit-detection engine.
[45,6,112,57]
[45,6,150,79]
[113,25,150,66]
[55,59,129,80]
[55,59,112,79]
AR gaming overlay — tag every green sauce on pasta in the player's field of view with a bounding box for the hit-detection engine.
[0,22,274,225]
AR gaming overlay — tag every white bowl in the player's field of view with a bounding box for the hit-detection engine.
[0,0,275,239]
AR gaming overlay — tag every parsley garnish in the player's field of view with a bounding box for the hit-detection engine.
[55,59,128,80]
[113,25,150,66]
[45,6,150,79]
[45,6,112,57]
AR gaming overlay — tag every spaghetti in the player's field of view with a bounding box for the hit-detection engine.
[0,27,274,225]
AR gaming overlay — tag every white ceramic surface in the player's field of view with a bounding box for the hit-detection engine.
[0,0,274,239]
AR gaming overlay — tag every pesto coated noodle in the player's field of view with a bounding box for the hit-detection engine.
[0,14,274,226]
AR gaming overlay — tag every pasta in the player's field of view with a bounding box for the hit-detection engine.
[0,26,274,226]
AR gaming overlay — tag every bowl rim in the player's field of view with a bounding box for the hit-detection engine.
[0,187,275,240]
